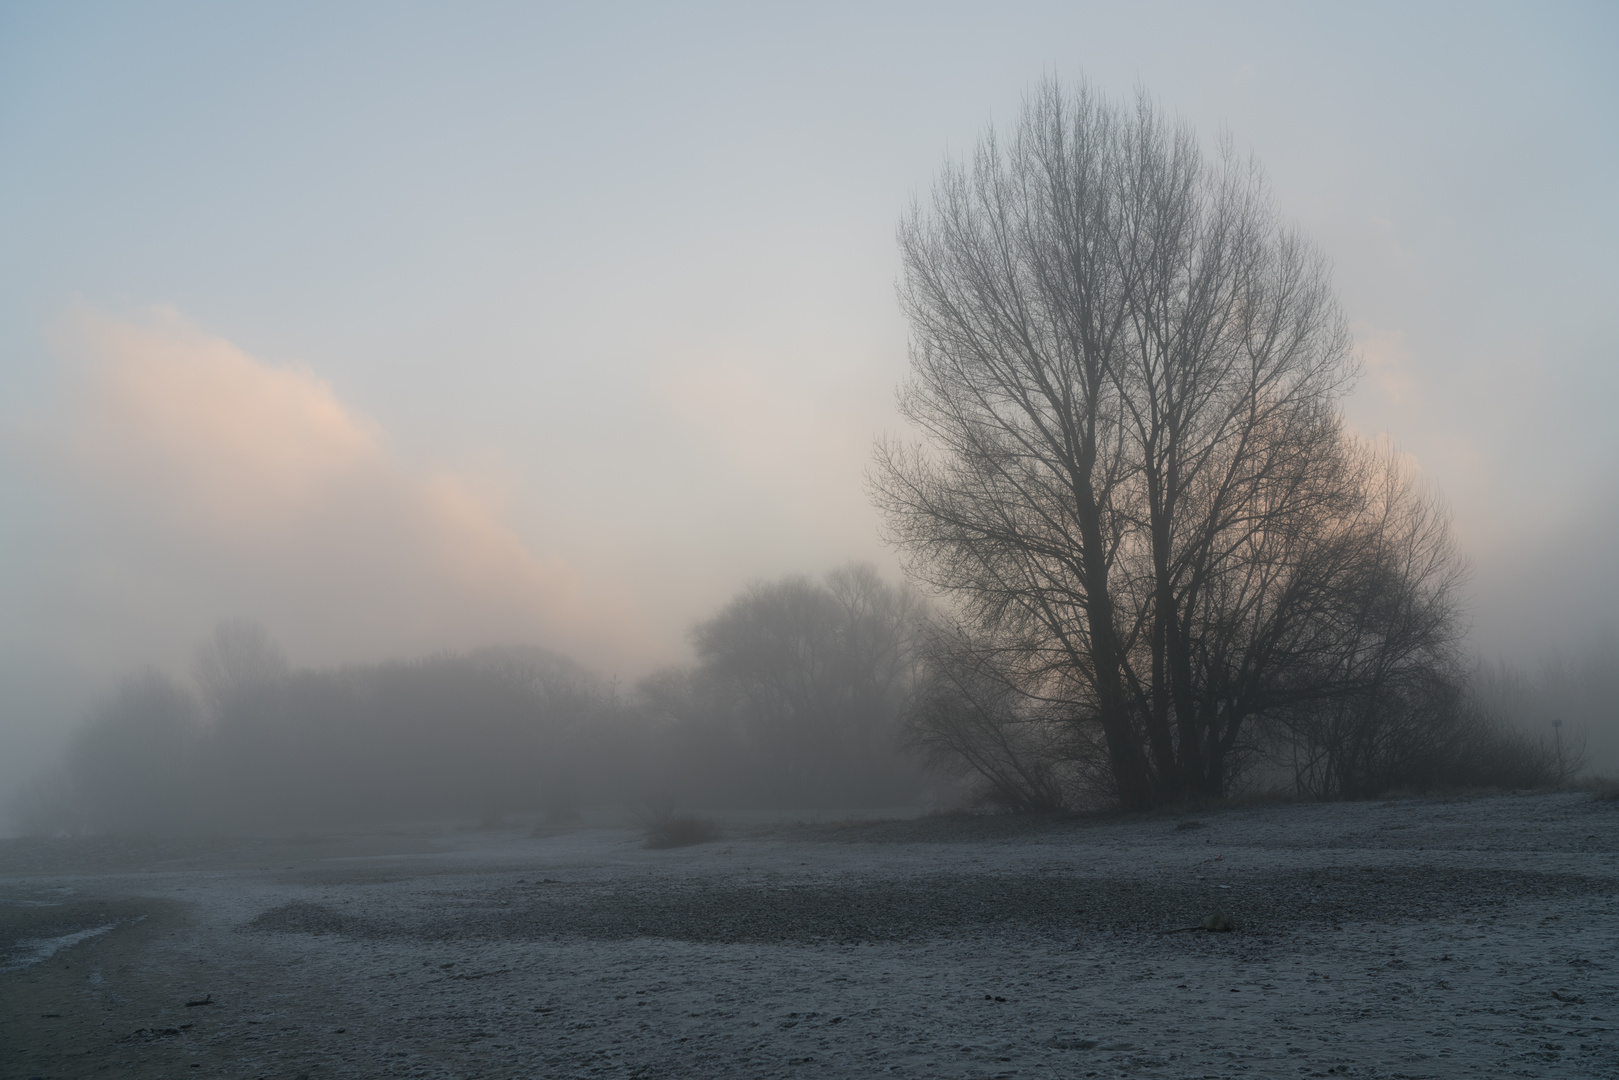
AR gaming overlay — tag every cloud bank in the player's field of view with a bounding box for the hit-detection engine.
[7,309,655,677]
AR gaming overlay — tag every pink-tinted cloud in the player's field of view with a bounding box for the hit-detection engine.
[18,309,657,675]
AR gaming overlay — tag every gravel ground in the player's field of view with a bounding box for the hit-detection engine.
[3,791,1616,1079]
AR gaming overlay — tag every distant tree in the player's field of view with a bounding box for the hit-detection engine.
[193,619,289,716]
[874,78,1468,808]
[676,564,926,805]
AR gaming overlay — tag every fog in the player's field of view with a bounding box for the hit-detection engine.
[2,4,1616,825]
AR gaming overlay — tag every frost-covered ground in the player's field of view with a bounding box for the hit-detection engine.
[3,791,1616,1079]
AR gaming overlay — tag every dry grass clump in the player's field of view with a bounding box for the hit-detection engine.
[641,812,718,849]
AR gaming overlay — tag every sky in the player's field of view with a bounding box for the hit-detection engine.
[2,1,1616,788]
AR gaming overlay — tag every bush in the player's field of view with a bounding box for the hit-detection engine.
[1447,714,1571,790]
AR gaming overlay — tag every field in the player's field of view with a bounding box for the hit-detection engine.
[2,791,1616,1078]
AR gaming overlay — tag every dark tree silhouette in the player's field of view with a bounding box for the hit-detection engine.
[875,79,1466,808]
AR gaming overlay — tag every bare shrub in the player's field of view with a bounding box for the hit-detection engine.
[1469,645,1610,784]
[903,630,1098,812]
[1446,710,1577,791]
[1275,663,1585,798]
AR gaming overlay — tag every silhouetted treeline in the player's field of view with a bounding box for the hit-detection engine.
[7,567,930,836]
[7,580,1604,837]
[9,634,632,835]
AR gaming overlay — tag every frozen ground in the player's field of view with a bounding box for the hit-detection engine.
[2,791,1616,1079]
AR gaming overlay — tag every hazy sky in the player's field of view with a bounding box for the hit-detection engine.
[2,2,1616,784]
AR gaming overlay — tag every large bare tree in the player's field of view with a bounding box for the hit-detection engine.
[875,79,1461,808]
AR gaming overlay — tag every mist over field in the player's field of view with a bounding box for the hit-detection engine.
[5,11,1619,1079]
[1,3,1616,830]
